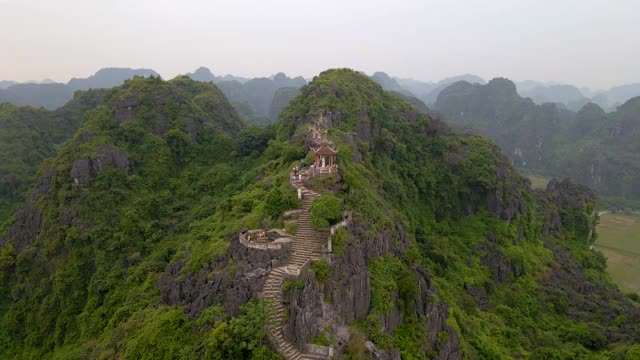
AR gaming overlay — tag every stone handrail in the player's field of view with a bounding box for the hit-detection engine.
[306,344,335,357]
[285,257,312,277]
[238,232,292,251]
[325,211,352,256]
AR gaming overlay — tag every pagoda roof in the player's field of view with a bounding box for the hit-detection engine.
[313,142,338,155]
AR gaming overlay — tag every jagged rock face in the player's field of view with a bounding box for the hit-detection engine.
[1,202,43,251]
[533,178,640,342]
[484,161,529,222]
[158,237,291,318]
[70,145,130,188]
[329,220,408,323]
[282,270,324,347]
[478,236,523,283]
[539,241,640,343]
[283,217,461,359]
[539,178,597,236]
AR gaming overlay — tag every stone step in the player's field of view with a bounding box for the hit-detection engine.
[292,243,322,247]
[302,352,323,359]
[292,253,321,257]
[292,247,316,251]
[292,252,321,258]
[293,249,322,259]
[292,251,320,256]
[264,184,333,360]
[302,353,330,360]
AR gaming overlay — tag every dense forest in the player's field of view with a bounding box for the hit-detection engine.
[0,90,106,221]
[0,69,638,359]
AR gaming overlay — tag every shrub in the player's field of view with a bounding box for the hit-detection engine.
[563,323,607,350]
[264,186,300,220]
[311,332,332,346]
[310,193,342,228]
[332,228,351,256]
[345,330,368,360]
[627,345,640,360]
[529,347,565,360]
[204,301,280,360]
[311,259,331,282]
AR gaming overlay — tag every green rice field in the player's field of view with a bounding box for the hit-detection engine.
[527,174,550,190]
[594,212,640,295]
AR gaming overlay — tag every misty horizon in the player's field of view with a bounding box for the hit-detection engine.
[1,0,639,91]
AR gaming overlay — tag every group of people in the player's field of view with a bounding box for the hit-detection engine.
[241,229,269,242]
[291,164,308,181]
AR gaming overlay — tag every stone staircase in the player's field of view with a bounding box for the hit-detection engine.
[262,180,330,360]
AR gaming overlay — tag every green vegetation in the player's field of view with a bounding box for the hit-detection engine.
[595,212,640,294]
[309,193,342,228]
[435,79,640,209]
[264,184,300,221]
[310,259,331,282]
[279,69,638,358]
[0,69,638,359]
[332,227,351,256]
[627,345,640,360]
[0,90,105,221]
[0,76,291,358]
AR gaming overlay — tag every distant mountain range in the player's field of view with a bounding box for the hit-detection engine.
[184,66,249,84]
[372,72,487,107]
[0,68,158,109]
[432,77,640,208]
[368,72,640,113]
[184,67,307,125]
[3,66,639,117]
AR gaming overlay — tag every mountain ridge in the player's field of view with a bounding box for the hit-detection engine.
[0,69,638,359]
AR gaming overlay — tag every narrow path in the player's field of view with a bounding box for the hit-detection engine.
[262,180,328,360]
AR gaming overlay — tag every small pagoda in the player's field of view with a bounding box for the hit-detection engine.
[311,141,338,174]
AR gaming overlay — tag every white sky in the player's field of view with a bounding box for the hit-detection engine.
[1,0,638,90]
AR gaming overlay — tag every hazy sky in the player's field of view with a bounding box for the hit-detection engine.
[1,0,638,90]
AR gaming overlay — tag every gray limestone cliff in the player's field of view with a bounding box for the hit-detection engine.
[282,216,462,358]
[159,236,291,318]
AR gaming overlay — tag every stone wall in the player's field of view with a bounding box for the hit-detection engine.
[159,235,291,318]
